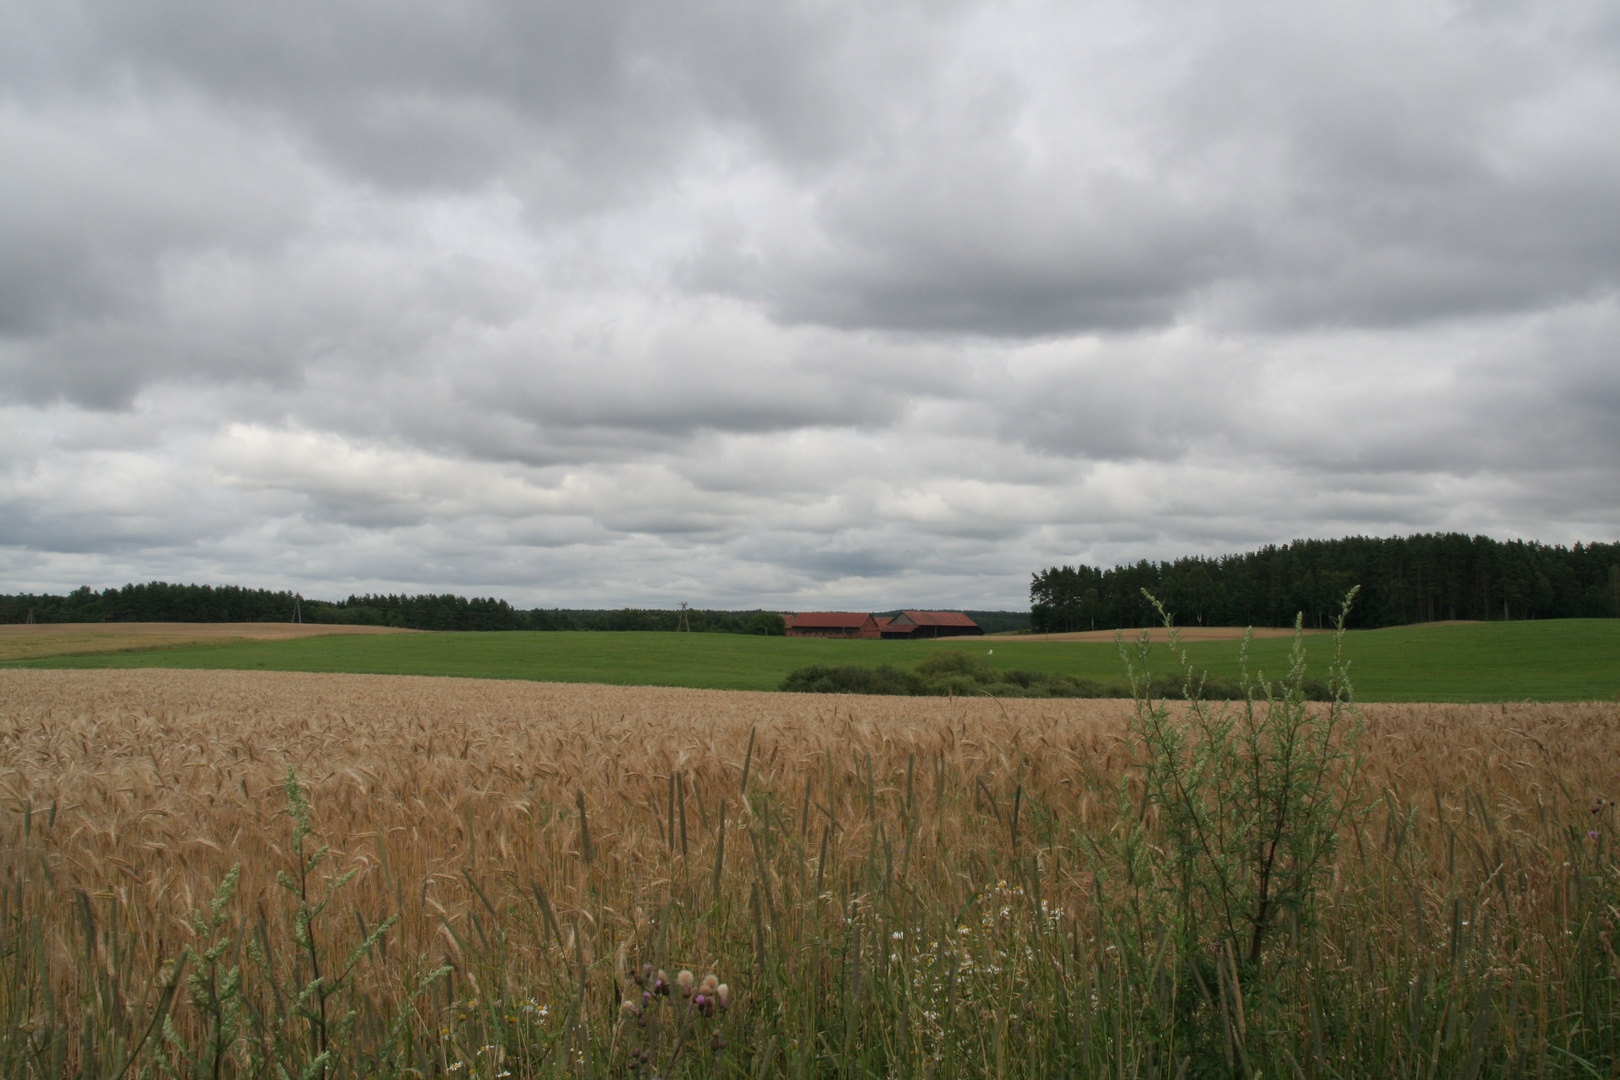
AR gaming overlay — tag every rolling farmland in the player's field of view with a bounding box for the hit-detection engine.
[4,618,1618,701]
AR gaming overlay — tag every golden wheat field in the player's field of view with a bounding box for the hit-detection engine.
[3,668,1614,967]
[2,667,1618,1076]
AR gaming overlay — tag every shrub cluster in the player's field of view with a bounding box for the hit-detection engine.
[780,648,1330,699]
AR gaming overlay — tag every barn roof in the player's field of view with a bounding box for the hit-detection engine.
[788,611,875,628]
[896,611,980,627]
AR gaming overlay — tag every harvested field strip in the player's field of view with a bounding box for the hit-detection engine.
[1,669,1617,1077]
[0,621,416,662]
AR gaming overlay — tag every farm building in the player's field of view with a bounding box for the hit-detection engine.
[786,610,984,639]
[784,612,881,638]
[879,611,984,639]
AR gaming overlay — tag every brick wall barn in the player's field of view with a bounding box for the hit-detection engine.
[785,611,983,639]
[879,611,984,638]
[784,612,881,638]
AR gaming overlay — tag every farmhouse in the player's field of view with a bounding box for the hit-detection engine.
[879,611,984,639]
[785,610,984,639]
[784,612,881,638]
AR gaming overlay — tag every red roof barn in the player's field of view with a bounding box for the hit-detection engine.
[879,611,983,639]
[784,612,881,639]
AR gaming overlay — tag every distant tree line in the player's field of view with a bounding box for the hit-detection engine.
[0,582,1033,634]
[0,583,311,625]
[537,608,789,634]
[1030,534,1620,633]
[0,583,527,630]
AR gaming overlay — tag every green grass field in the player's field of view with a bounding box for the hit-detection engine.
[4,618,1616,701]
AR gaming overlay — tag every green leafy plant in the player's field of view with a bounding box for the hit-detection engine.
[164,864,245,1080]
[1125,587,1362,965]
[1109,587,1363,1070]
[245,768,397,1079]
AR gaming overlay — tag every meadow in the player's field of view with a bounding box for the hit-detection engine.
[4,618,1618,702]
[2,617,1618,1077]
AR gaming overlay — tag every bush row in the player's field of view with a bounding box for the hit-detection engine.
[778,649,1331,700]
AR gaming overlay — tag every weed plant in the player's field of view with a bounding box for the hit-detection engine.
[1,605,1616,1077]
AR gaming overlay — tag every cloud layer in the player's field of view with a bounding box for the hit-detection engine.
[2,0,1617,607]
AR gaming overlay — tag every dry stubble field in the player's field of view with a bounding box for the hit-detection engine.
[2,668,1618,1077]
[0,622,415,663]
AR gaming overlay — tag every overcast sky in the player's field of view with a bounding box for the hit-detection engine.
[2,0,1617,609]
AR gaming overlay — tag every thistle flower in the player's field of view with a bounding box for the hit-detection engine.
[677,969,694,994]
[716,983,729,1008]
[700,974,719,995]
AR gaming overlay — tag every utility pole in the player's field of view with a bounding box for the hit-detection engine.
[677,602,691,633]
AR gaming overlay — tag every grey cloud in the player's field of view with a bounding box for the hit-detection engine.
[0,98,324,405]
[0,0,1615,608]
[32,0,940,194]
[289,305,962,461]
[687,1,1620,338]
[688,131,1262,335]
[1484,304,1620,458]
[1176,1,1620,329]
